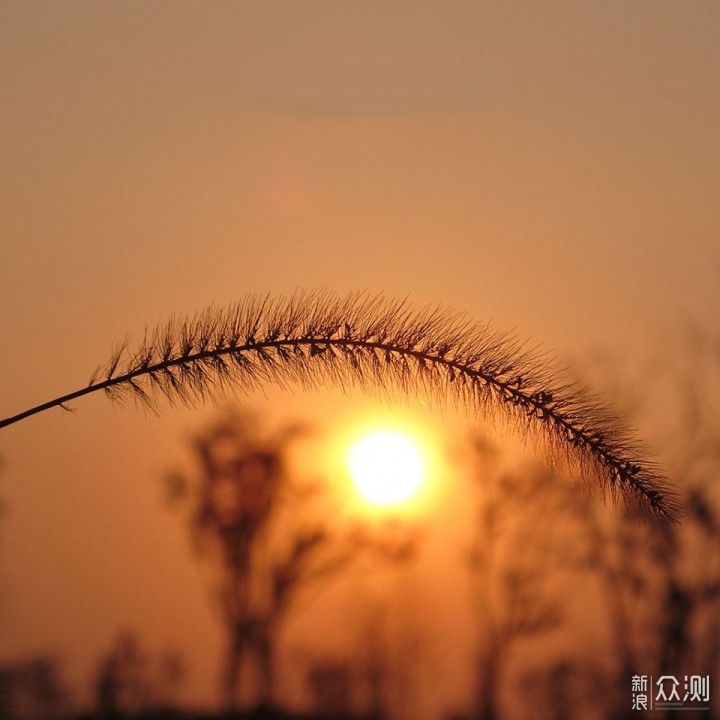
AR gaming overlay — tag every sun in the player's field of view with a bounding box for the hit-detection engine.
[348,430,424,506]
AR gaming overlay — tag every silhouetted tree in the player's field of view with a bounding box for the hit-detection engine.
[167,409,367,712]
[588,330,720,718]
[519,659,608,720]
[94,631,150,718]
[514,327,720,719]
[92,629,184,718]
[464,437,591,720]
[0,656,71,720]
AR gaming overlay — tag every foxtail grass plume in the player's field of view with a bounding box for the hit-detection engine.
[0,291,680,522]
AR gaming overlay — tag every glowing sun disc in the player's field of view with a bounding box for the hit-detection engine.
[349,431,424,506]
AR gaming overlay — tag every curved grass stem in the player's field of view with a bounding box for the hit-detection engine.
[0,291,681,521]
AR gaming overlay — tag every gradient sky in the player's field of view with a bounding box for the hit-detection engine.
[1,2,719,714]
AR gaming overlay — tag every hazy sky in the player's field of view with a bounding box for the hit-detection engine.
[1,2,719,713]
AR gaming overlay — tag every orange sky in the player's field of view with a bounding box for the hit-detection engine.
[1,2,719,714]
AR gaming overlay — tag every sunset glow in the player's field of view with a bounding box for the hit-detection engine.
[2,4,714,717]
[349,431,424,506]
